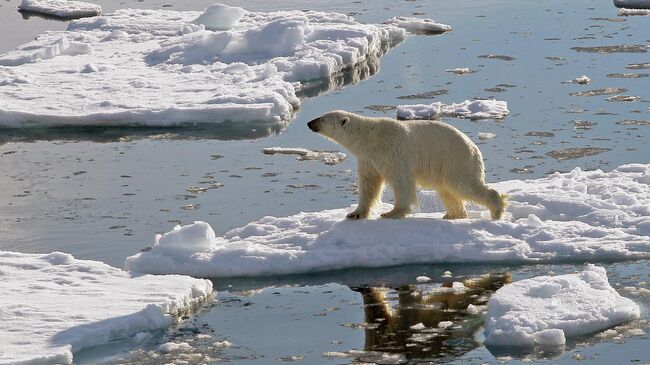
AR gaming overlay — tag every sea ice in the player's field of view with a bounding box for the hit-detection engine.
[125,163,650,277]
[384,17,452,35]
[18,0,101,19]
[396,99,509,120]
[445,67,474,74]
[484,265,640,347]
[478,132,496,140]
[262,147,347,165]
[618,7,650,15]
[564,75,591,84]
[0,251,213,364]
[0,4,406,129]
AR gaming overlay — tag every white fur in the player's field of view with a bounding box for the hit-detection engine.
[309,110,506,219]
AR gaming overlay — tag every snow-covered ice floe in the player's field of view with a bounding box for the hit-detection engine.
[262,147,346,165]
[618,7,650,15]
[397,99,509,120]
[125,163,650,278]
[0,251,213,364]
[484,264,640,347]
[614,0,650,9]
[563,75,591,85]
[0,4,406,128]
[18,0,101,19]
[384,17,452,35]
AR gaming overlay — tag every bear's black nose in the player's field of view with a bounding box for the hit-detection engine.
[307,118,320,132]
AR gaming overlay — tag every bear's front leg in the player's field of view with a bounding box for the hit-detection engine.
[381,173,417,219]
[347,159,384,219]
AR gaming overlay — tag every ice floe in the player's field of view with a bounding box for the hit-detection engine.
[445,67,475,74]
[396,99,509,120]
[0,251,212,364]
[563,75,591,84]
[384,17,452,35]
[614,0,650,9]
[484,265,640,347]
[262,147,347,165]
[618,7,650,15]
[478,132,496,140]
[125,163,650,278]
[0,4,405,129]
[18,0,101,19]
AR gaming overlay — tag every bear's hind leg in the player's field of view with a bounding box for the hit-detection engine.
[347,159,384,219]
[438,189,467,219]
[381,174,417,219]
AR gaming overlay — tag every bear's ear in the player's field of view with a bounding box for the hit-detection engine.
[340,117,350,126]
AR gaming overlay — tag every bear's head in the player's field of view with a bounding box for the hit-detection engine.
[307,110,354,144]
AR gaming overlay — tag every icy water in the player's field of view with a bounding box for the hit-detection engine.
[0,0,649,363]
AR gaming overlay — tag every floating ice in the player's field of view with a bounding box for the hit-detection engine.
[445,67,474,74]
[397,99,509,120]
[262,147,347,165]
[564,75,591,84]
[0,251,213,364]
[618,7,650,15]
[478,132,496,139]
[384,17,452,35]
[0,5,406,129]
[484,265,640,347]
[125,163,650,278]
[614,0,650,9]
[18,0,101,19]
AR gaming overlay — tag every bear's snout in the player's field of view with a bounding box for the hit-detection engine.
[307,118,321,132]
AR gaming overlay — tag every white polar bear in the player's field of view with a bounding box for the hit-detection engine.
[308,110,507,220]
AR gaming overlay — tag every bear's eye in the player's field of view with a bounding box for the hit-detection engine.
[339,117,349,126]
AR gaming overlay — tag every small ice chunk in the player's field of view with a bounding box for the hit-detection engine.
[322,351,350,358]
[410,322,426,330]
[416,275,431,283]
[397,99,509,120]
[384,16,452,35]
[626,328,645,336]
[214,340,232,348]
[478,132,496,140]
[18,0,101,19]
[618,8,650,15]
[155,221,217,253]
[193,4,247,30]
[485,265,640,347]
[564,75,591,84]
[445,67,474,74]
[262,147,347,165]
[438,321,454,328]
[442,271,453,278]
[158,341,193,353]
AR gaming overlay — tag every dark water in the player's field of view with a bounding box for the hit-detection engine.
[0,0,649,363]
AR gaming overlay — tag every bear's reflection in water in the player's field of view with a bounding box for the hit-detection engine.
[352,272,511,362]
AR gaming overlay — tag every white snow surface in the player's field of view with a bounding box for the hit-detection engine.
[484,265,640,347]
[262,147,347,165]
[384,17,452,35]
[0,251,213,365]
[614,0,650,9]
[0,4,405,128]
[396,99,509,120]
[618,7,650,14]
[125,163,650,278]
[18,0,101,19]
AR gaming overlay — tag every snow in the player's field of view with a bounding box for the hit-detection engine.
[396,99,509,120]
[125,163,650,278]
[614,0,650,9]
[18,0,101,19]
[384,17,452,35]
[0,5,406,128]
[484,265,640,347]
[158,341,194,353]
[0,251,213,364]
[416,275,431,283]
[262,147,347,165]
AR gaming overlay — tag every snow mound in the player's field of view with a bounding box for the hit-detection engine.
[0,251,213,364]
[396,99,509,120]
[384,17,452,35]
[18,0,101,19]
[0,5,406,128]
[484,265,639,347]
[125,163,650,278]
[614,0,650,9]
[262,147,347,165]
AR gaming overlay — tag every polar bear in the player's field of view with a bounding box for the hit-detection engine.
[308,110,506,220]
